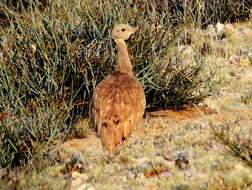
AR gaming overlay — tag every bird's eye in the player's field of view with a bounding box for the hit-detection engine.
[121,28,126,32]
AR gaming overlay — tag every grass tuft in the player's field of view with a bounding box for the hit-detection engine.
[211,122,252,168]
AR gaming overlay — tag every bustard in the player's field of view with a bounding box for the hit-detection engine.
[92,24,146,153]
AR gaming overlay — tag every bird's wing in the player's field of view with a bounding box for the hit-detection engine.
[93,73,146,137]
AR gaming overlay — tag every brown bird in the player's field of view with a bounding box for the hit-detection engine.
[92,24,146,153]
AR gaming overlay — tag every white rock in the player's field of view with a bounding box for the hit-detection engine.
[216,22,225,34]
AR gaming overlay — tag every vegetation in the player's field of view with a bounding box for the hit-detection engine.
[0,0,252,189]
[212,121,252,168]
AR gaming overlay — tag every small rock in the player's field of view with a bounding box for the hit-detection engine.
[216,22,225,34]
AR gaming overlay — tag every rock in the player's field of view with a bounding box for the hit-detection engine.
[216,22,225,34]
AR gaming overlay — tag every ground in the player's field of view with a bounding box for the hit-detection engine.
[2,20,252,190]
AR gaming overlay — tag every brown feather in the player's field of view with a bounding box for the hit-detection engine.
[92,24,146,153]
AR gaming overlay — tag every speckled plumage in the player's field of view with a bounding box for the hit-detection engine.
[92,24,146,153]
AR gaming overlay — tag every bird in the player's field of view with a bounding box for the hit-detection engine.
[92,24,146,154]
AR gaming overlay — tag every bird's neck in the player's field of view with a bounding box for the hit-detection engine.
[114,39,133,75]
